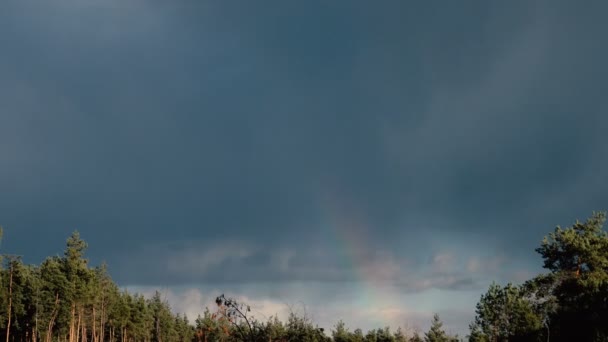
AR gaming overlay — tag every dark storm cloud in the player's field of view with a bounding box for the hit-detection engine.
[1,0,607,295]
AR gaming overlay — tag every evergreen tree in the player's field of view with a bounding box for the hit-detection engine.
[532,211,608,341]
[393,327,407,342]
[376,327,395,342]
[332,320,350,342]
[0,231,257,342]
[424,314,449,342]
[409,332,423,342]
[352,328,364,342]
[284,311,328,342]
[62,231,90,342]
[473,282,541,341]
[264,315,286,342]
[39,256,70,342]
[466,322,487,342]
[364,329,377,342]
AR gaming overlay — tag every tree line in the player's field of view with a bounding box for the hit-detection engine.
[0,211,607,342]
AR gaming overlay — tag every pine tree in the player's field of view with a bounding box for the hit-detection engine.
[349,328,364,342]
[39,256,69,342]
[466,322,487,342]
[263,315,286,342]
[474,282,542,341]
[424,314,449,342]
[533,211,608,340]
[377,327,395,342]
[0,227,5,340]
[409,333,423,342]
[393,327,407,342]
[364,329,377,342]
[332,320,351,342]
[62,231,90,342]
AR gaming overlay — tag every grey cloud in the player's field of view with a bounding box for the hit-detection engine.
[3,1,607,258]
[111,239,493,297]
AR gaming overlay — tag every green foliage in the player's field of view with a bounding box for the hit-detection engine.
[353,328,365,342]
[392,327,406,342]
[424,314,450,342]
[532,211,608,341]
[468,211,608,342]
[195,307,231,342]
[409,333,423,342]
[466,322,487,342]
[0,231,197,342]
[332,320,351,342]
[362,327,395,342]
[330,321,396,342]
[473,282,542,341]
[285,311,329,342]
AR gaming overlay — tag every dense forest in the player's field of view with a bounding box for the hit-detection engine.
[1,211,607,342]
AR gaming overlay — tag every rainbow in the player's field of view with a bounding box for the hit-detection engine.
[320,191,398,329]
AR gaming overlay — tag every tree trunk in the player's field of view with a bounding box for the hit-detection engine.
[46,293,60,342]
[76,306,81,342]
[69,303,76,342]
[6,263,14,342]
[92,306,96,342]
[155,317,162,342]
[99,298,106,342]
[34,292,39,342]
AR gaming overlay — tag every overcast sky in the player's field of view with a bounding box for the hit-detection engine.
[1,0,608,337]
